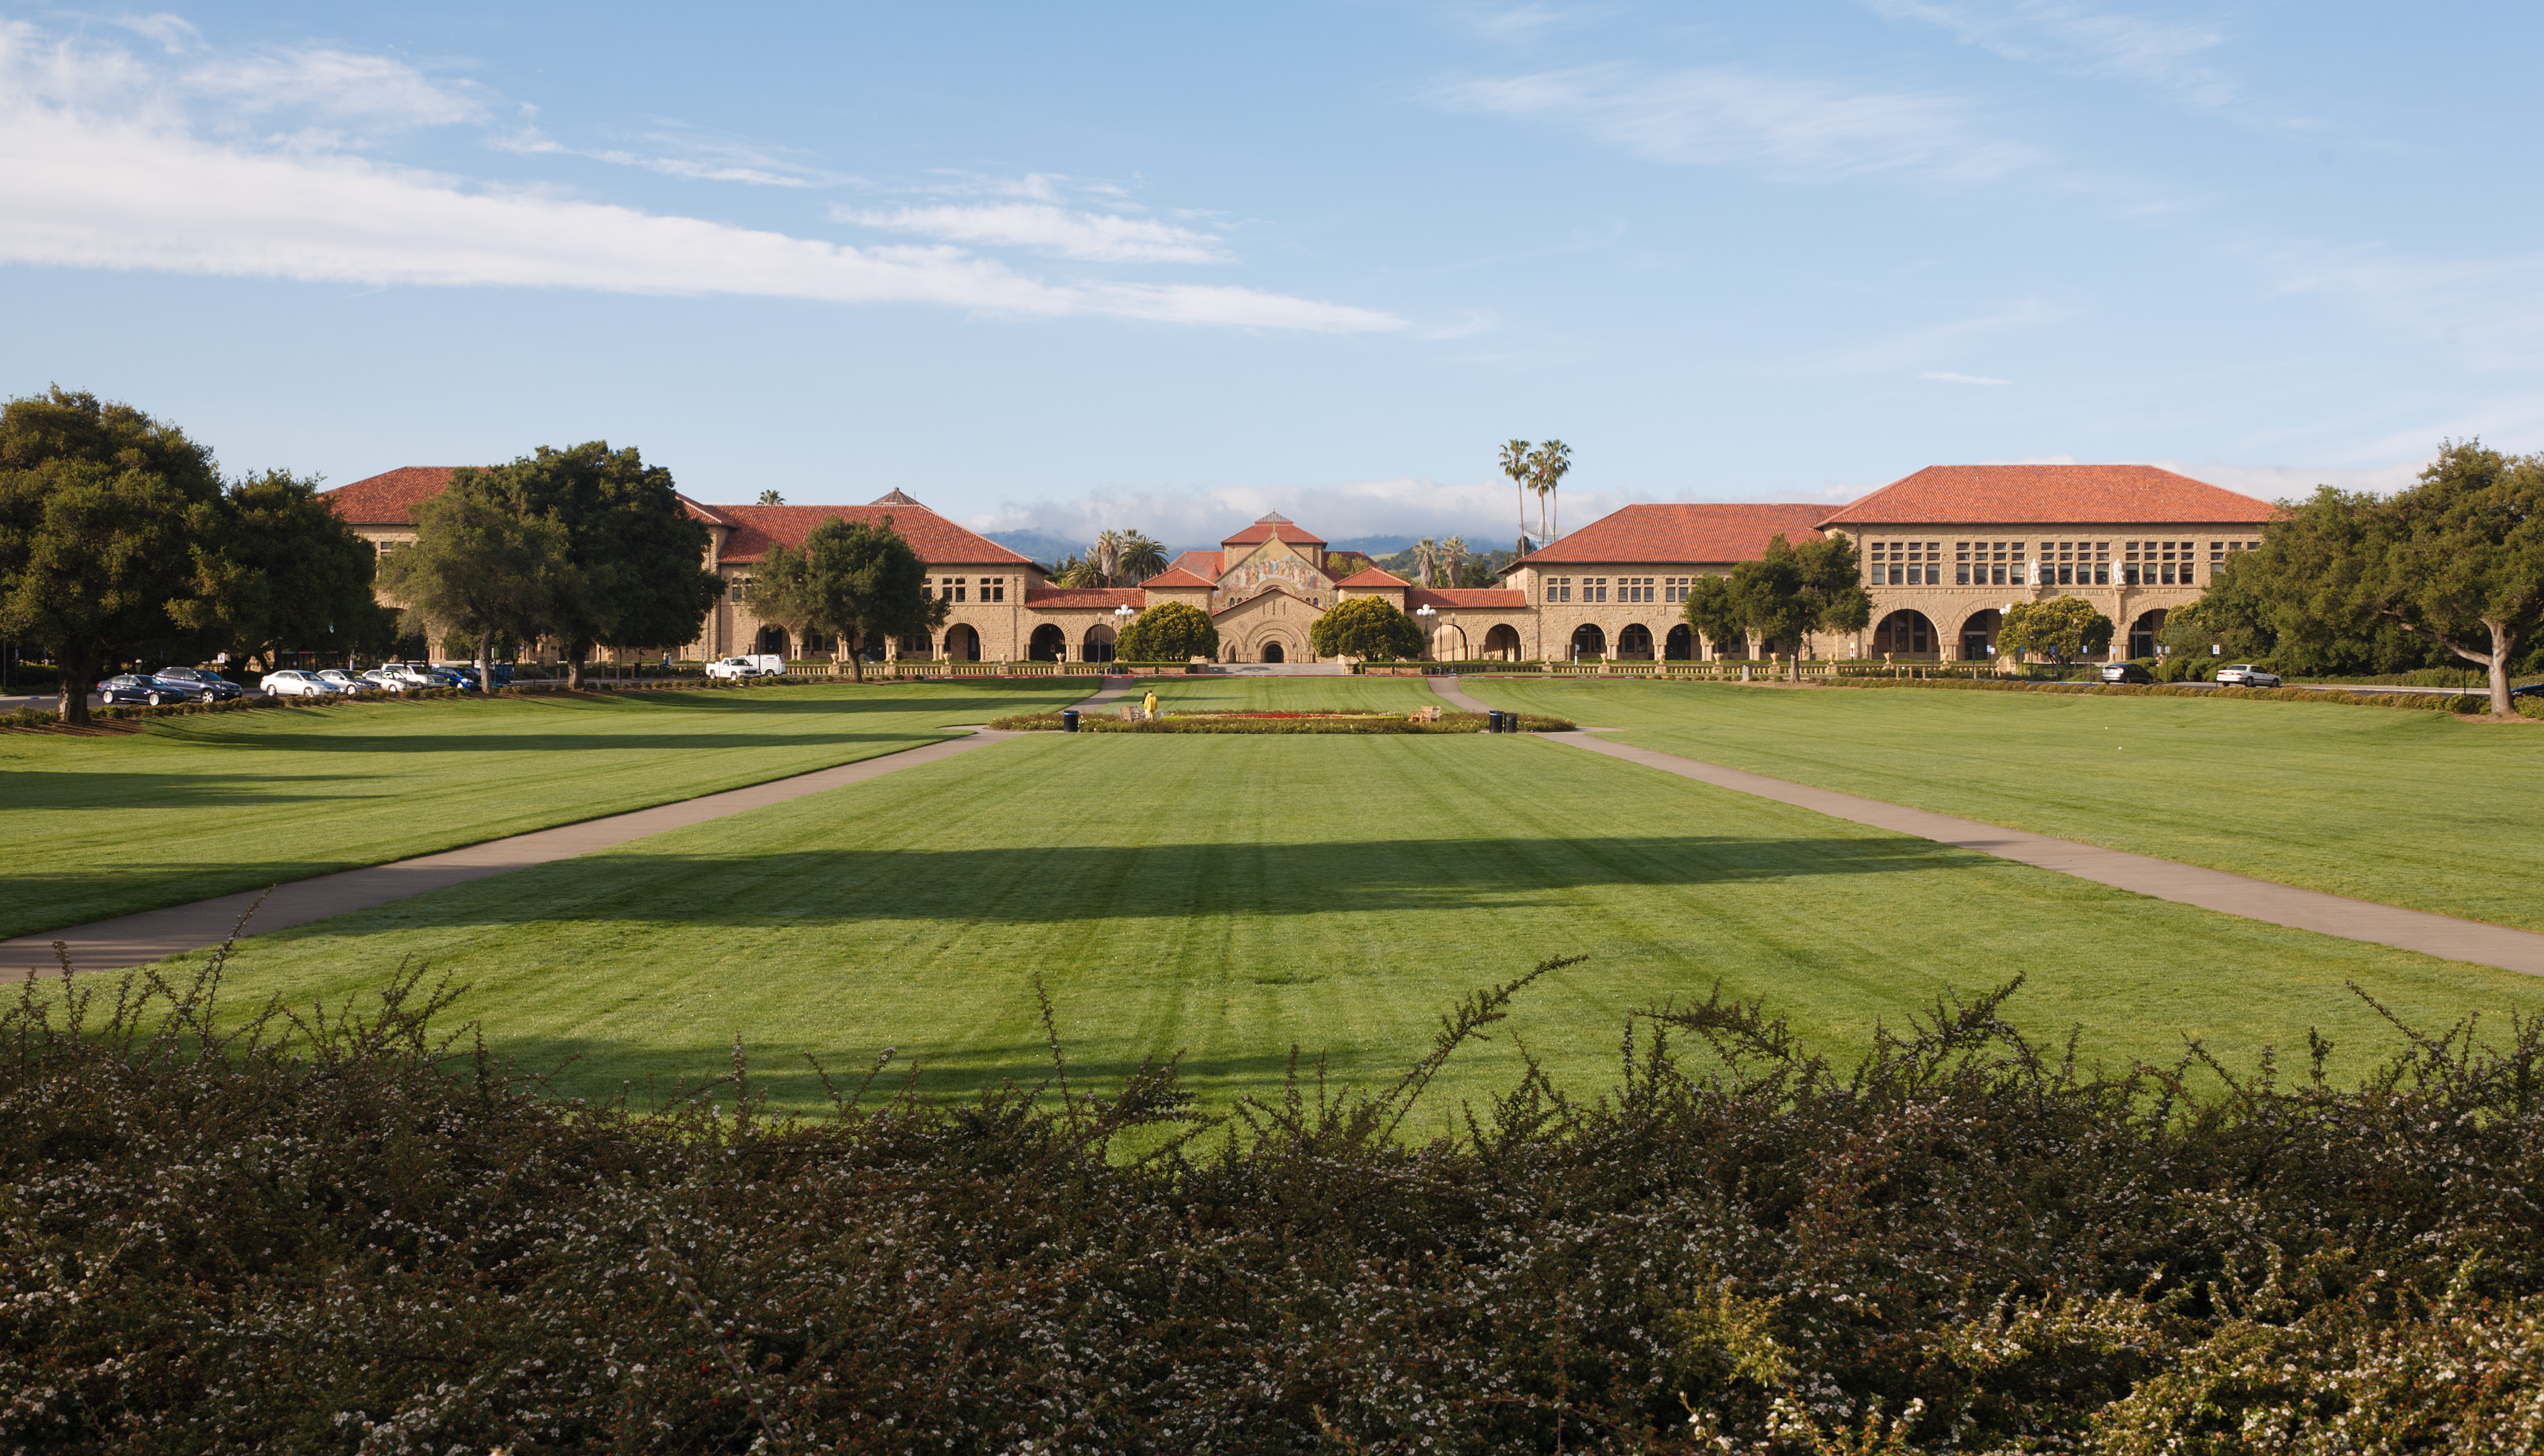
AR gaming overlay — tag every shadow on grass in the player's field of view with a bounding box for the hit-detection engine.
[153,832,1985,934]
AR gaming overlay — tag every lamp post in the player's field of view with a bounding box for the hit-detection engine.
[1415,603,1436,662]
[1112,603,1132,669]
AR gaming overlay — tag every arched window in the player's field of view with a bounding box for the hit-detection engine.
[1663,624,1694,660]
[1569,623,1606,660]
[1616,623,1655,659]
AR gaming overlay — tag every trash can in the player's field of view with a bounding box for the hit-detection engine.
[1062,708,1080,733]
[1486,709,1504,734]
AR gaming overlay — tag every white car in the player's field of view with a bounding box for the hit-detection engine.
[2216,664,2282,688]
[359,669,413,692]
[316,669,371,693]
[705,654,786,680]
[261,669,348,698]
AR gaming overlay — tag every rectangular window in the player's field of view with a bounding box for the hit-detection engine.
[1990,564,2005,585]
[1957,561,1971,585]
[1888,564,1903,585]
[953,578,967,603]
[1546,584,1559,603]
[1560,581,1571,603]
[991,579,1005,602]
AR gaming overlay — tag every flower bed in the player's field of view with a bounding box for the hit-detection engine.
[987,708,1574,734]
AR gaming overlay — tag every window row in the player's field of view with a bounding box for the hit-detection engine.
[928,576,1009,603]
[1539,575,1667,605]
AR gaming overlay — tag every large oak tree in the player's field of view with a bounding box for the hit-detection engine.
[751,515,945,681]
[379,474,570,694]
[2234,442,2542,715]
[1723,533,1871,678]
[466,444,723,688]
[213,469,399,670]
[0,389,228,725]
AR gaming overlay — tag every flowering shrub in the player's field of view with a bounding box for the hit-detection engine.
[5,956,2542,1453]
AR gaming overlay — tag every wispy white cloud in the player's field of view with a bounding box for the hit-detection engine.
[2268,241,2544,374]
[113,12,202,53]
[1453,4,1617,44]
[1433,62,2042,183]
[494,125,852,188]
[0,20,1400,333]
[1866,0,2235,109]
[2156,458,2425,500]
[1920,370,2012,384]
[183,46,487,128]
[1812,299,2064,375]
[833,202,1230,264]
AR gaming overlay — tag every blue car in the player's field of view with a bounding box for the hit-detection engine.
[149,666,246,701]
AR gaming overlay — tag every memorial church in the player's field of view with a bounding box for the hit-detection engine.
[323,462,2273,665]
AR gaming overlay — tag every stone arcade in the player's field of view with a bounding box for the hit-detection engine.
[322,463,2273,665]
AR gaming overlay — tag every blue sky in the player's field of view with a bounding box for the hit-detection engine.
[3,2,2539,549]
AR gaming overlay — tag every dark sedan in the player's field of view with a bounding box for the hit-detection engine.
[150,666,246,701]
[97,673,163,705]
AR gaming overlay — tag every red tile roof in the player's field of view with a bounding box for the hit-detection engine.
[713,504,1032,567]
[1221,512,1326,547]
[1023,586,1146,610]
[1335,566,1411,589]
[1408,588,1528,610]
[321,467,461,525]
[327,468,733,531]
[1137,567,1217,590]
[1818,465,2274,527]
[1510,503,1829,568]
[1168,550,1223,579]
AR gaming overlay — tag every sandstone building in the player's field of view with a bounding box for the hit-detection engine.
[321,462,2273,665]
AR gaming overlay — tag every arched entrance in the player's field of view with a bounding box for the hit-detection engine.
[1569,623,1606,660]
[1082,624,1116,663]
[1872,610,1937,658]
[1958,609,2002,662]
[1710,632,1749,660]
[757,625,789,658]
[943,624,980,662]
[1483,624,1523,661]
[1262,641,1285,664]
[2129,609,2167,660]
[1429,624,1468,661]
[1029,624,1066,662]
[1616,623,1654,660]
[1664,624,1694,660]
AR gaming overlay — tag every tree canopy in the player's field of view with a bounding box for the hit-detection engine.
[0,388,228,723]
[2219,443,2542,713]
[379,473,570,692]
[1721,535,1870,676]
[1997,596,2115,671]
[1116,600,1218,662]
[213,470,399,669]
[464,444,722,688]
[751,515,944,681]
[1681,575,1745,658]
[1310,596,1424,660]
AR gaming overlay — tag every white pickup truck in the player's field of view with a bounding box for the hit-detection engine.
[705,654,786,680]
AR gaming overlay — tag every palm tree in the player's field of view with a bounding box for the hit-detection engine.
[1499,439,1533,549]
[1413,538,1439,587]
[1441,535,1468,588]
[1089,530,1126,587]
[757,490,785,505]
[1530,440,1573,542]
[1116,530,1168,583]
[1054,552,1103,588]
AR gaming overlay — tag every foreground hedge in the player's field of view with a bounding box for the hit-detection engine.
[1819,674,2504,715]
[987,708,1575,734]
[6,957,2544,1453]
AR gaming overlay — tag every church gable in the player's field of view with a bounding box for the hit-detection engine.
[1213,535,1333,612]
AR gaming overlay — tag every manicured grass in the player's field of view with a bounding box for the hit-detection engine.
[1464,678,2544,930]
[187,731,2544,1122]
[0,679,1098,939]
[1138,674,1439,712]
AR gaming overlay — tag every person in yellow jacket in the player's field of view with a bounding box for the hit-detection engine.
[1142,689,1159,721]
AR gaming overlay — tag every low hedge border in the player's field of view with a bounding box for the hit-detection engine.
[987,708,1575,734]
[1820,675,2505,713]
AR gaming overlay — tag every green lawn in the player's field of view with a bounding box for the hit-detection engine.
[0,679,1097,939]
[1137,674,1440,712]
[182,731,2544,1123]
[1462,678,2544,931]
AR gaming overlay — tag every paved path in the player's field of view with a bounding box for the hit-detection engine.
[1426,676,2544,976]
[8,680,1133,980]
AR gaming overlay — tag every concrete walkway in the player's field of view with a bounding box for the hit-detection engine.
[8,680,1133,980]
[1425,676,2544,976]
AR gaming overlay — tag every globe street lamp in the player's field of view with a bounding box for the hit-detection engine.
[1112,603,1133,670]
[1415,603,1437,663]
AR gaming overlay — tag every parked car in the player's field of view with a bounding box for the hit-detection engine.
[260,669,348,698]
[97,673,166,705]
[2099,662,2154,684]
[150,666,246,701]
[423,667,482,691]
[359,669,414,692]
[2510,683,2543,701]
[705,654,785,680]
[315,669,373,693]
[2215,664,2282,688]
